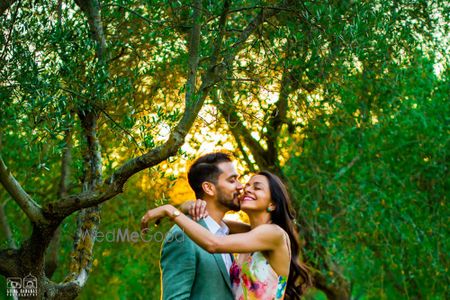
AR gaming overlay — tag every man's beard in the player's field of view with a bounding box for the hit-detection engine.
[217,187,240,211]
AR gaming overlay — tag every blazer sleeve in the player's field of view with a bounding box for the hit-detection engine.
[160,226,197,300]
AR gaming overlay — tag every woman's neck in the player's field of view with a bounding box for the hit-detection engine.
[248,212,272,229]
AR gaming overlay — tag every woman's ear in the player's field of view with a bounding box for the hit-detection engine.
[201,182,216,197]
[268,203,276,211]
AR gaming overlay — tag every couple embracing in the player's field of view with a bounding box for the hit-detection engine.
[141,152,312,300]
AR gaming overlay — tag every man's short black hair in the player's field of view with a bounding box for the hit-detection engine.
[187,152,233,199]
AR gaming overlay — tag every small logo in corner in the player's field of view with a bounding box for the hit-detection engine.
[6,273,37,297]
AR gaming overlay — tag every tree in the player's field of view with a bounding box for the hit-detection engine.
[1,0,448,299]
[0,0,296,298]
[210,0,448,298]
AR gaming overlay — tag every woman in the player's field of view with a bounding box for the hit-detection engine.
[141,171,312,299]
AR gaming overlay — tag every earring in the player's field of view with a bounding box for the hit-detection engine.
[266,207,272,212]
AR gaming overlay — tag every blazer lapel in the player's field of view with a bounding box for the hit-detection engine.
[213,253,233,291]
[198,219,233,291]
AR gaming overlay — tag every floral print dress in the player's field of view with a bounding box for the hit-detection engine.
[230,251,288,300]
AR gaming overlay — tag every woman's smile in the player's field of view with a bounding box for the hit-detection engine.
[241,195,256,202]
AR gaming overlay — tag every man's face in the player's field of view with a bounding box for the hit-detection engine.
[214,161,242,211]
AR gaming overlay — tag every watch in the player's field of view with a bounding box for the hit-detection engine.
[171,209,181,219]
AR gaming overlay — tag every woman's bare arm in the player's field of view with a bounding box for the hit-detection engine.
[141,204,284,254]
[223,219,251,234]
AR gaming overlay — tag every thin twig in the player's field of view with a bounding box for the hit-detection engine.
[0,0,21,64]
[98,108,145,154]
[103,3,166,25]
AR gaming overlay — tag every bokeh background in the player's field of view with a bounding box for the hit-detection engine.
[0,0,448,299]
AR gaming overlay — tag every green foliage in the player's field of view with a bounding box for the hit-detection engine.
[0,0,448,299]
[63,174,169,299]
[285,51,449,298]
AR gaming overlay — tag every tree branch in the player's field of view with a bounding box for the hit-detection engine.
[0,248,19,276]
[42,6,191,219]
[175,0,204,125]
[78,110,103,189]
[213,2,292,170]
[221,3,285,69]
[46,129,73,278]
[265,59,293,163]
[0,203,16,249]
[104,3,166,26]
[215,91,270,169]
[43,279,81,300]
[58,130,72,198]
[61,1,107,283]
[235,135,257,173]
[64,206,99,285]
[60,0,205,290]
[211,90,257,172]
[63,110,102,284]
[0,154,45,224]
[74,0,107,60]
[44,0,280,218]
[98,107,144,154]
[0,0,18,16]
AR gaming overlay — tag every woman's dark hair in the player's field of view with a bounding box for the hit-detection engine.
[258,171,313,299]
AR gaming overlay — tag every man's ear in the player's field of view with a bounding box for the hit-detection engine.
[201,182,216,197]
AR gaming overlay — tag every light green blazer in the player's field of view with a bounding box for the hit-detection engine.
[160,219,234,300]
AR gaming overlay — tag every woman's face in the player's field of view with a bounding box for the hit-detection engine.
[239,175,272,213]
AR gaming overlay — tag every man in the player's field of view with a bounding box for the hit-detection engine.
[159,152,242,300]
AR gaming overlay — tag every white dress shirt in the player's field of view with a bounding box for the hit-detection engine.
[204,216,233,273]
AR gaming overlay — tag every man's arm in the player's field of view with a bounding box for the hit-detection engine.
[160,226,196,300]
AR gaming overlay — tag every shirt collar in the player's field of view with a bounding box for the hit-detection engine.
[204,216,229,235]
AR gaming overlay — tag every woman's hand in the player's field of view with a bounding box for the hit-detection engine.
[140,204,172,232]
[189,199,208,221]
